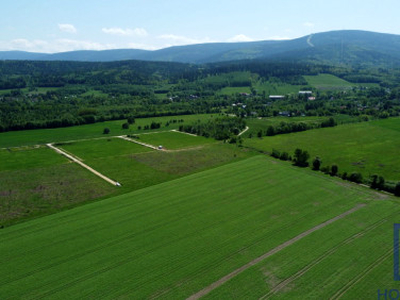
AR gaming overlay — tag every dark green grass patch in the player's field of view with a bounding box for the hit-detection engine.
[0,156,387,299]
[136,131,215,150]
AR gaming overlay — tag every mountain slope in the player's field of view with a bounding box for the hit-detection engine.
[1,30,400,66]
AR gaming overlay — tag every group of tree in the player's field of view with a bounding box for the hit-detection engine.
[179,117,246,140]
[269,148,400,197]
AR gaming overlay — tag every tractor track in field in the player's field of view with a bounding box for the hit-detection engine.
[329,248,393,300]
[260,218,388,299]
[187,204,366,300]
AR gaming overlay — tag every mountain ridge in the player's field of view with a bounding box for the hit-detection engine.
[1,30,400,66]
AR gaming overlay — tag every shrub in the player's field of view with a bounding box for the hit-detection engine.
[271,149,281,159]
[293,148,309,167]
[122,122,129,129]
[395,182,400,197]
[331,164,338,176]
[349,172,363,183]
[103,127,110,134]
[280,151,289,161]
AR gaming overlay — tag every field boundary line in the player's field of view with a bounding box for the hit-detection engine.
[46,143,120,186]
[170,129,198,137]
[187,204,366,300]
[117,135,160,150]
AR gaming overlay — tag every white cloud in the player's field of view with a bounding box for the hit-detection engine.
[0,38,115,53]
[227,34,253,42]
[102,27,148,37]
[303,22,315,28]
[127,42,158,50]
[267,36,292,41]
[158,34,214,46]
[58,24,77,34]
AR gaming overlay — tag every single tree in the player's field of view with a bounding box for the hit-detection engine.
[293,148,309,167]
[395,182,400,197]
[122,122,129,129]
[331,164,338,176]
[312,157,321,170]
[103,127,110,134]
[127,116,135,124]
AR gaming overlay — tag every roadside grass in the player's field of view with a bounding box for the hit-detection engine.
[245,117,400,181]
[0,155,388,299]
[0,114,215,148]
[135,131,216,150]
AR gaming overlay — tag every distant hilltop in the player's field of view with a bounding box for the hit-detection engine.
[1,30,400,67]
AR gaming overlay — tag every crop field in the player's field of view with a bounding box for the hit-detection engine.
[304,74,354,90]
[134,131,216,150]
[0,156,395,299]
[0,114,215,148]
[245,117,400,181]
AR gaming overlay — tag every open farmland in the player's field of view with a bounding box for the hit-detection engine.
[245,117,400,181]
[0,156,395,299]
[0,114,215,148]
[304,74,355,90]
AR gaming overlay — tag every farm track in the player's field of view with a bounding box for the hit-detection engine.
[46,143,119,186]
[170,129,198,137]
[260,218,389,299]
[187,204,366,300]
[117,135,160,150]
[238,126,249,136]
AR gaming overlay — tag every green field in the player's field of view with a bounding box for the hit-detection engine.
[0,114,215,148]
[135,131,216,150]
[304,74,354,90]
[245,117,400,181]
[0,156,395,299]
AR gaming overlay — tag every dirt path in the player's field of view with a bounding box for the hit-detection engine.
[46,143,120,186]
[238,126,249,136]
[186,204,366,300]
[117,135,161,150]
[170,129,198,137]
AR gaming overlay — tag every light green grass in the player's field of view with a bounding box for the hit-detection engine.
[136,131,215,150]
[245,117,400,181]
[254,80,303,95]
[218,86,251,95]
[0,114,215,148]
[0,155,390,299]
[304,74,354,90]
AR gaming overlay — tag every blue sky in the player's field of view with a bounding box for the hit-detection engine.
[1,0,399,53]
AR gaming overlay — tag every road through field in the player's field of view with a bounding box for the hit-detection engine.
[46,143,120,186]
[187,203,366,300]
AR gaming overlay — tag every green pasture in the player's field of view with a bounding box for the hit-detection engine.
[245,117,400,181]
[254,80,303,95]
[0,114,215,148]
[304,74,354,90]
[218,86,251,95]
[0,156,392,299]
[136,131,215,150]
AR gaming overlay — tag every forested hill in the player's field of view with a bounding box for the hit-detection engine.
[2,30,400,67]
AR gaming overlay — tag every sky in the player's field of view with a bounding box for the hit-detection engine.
[1,0,399,53]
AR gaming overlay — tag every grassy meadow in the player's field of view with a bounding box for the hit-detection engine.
[0,155,394,299]
[304,74,354,90]
[245,117,400,181]
[0,114,215,148]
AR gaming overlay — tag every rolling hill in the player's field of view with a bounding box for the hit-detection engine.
[1,30,400,67]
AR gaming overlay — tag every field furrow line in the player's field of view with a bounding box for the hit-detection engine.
[260,218,388,299]
[329,248,392,299]
[187,204,366,300]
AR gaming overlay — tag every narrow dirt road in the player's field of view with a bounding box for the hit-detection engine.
[46,143,120,186]
[187,204,366,300]
[238,126,249,136]
[117,135,161,150]
[170,129,198,137]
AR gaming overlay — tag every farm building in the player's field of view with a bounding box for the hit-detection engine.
[299,90,313,95]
